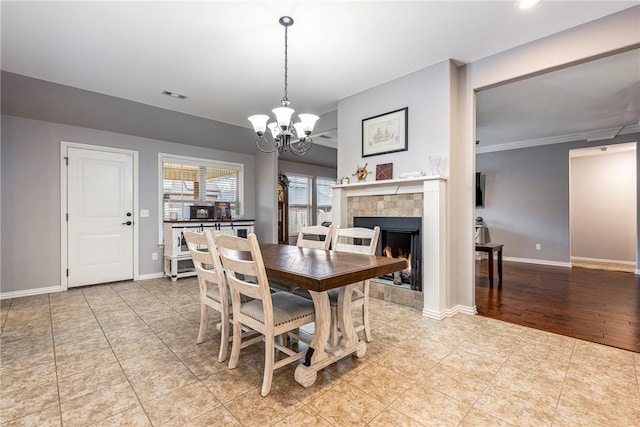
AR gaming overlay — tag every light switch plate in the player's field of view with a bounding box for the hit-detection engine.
[140,209,149,218]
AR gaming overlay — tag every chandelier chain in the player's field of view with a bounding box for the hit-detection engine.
[283,24,289,103]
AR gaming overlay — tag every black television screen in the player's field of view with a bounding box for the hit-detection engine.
[476,172,485,207]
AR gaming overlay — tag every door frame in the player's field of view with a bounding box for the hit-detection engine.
[60,141,140,290]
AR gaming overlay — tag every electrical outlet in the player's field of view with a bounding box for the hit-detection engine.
[152,252,158,261]
[535,244,541,250]
[140,209,149,218]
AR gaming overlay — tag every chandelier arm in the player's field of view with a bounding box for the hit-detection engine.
[255,136,279,153]
[289,137,313,155]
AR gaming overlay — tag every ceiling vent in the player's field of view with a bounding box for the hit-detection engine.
[161,90,187,100]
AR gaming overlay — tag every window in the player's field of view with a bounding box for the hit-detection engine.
[287,174,312,236]
[316,177,334,225]
[159,153,244,224]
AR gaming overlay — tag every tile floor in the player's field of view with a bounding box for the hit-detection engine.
[1,277,639,426]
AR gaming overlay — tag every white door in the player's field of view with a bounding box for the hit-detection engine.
[67,147,134,287]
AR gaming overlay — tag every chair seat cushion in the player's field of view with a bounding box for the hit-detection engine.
[269,280,296,293]
[240,292,315,326]
[292,287,364,306]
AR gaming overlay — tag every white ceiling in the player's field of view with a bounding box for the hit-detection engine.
[2,0,637,141]
[476,48,640,151]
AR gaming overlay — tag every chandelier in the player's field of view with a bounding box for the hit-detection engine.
[248,16,319,156]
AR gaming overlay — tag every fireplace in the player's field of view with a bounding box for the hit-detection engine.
[353,217,422,291]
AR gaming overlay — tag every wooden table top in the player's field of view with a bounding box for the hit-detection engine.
[259,243,408,293]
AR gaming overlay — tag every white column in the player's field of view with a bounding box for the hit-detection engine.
[421,178,450,319]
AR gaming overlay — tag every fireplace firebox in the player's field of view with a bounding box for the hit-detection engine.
[353,217,422,291]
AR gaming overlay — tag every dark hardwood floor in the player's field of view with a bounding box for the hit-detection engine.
[475,260,640,353]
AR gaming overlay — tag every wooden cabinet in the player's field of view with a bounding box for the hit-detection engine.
[278,175,289,244]
[163,220,255,280]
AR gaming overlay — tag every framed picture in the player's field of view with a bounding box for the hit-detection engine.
[362,107,408,157]
[214,201,232,220]
[376,163,393,181]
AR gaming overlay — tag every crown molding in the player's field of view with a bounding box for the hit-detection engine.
[476,124,640,154]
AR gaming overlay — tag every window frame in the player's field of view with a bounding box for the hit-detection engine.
[316,176,335,226]
[285,173,313,238]
[158,153,244,243]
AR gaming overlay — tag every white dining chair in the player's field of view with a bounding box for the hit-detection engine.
[329,226,380,345]
[296,224,335,250]
[215,232,316,397]
[182,228,231,363]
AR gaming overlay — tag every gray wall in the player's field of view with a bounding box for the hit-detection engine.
[570,149,636,262]
[476,133,640,264]
[1,114,256,294]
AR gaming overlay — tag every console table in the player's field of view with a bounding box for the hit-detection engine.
[475,243,503,287]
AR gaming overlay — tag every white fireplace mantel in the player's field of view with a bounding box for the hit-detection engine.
[332,175,470,319]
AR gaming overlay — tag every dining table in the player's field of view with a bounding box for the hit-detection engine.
[259,243,407,387]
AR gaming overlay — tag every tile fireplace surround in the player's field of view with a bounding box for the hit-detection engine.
[332,176,461,319]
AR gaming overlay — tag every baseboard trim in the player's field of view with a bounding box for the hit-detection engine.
[570,256,636,273]
[503,256,571,268]
[0,286,62,300]
[422,304,477,320]
[137,272,165,281]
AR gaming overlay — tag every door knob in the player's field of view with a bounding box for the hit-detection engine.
[122,221,132,226]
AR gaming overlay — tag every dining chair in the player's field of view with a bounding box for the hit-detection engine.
[296,224,335,250]
[182,228,231,363]
[329,225,380,345]
[215,232,316,397]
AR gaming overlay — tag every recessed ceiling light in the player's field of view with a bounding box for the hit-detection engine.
[516,0,542,9]
[161,90,187,100]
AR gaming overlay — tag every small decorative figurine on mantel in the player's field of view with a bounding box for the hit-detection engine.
[353,163,371,182]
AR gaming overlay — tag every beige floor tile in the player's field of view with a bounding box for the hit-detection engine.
[503,342,571,381]
[225,380,304,427]
[2,279,636,427]
[96,312,147,333]
[490,364,564,400]
[0,379,59,423]
[0,404,61,427]
[459,408,514,427]
[0,359,58,395]
[391,386,470,427]
[54,333,110,360]
[200,364,262,403]
[439,347,506,381]
[306,381,387,427]
[373,345,439,380]
[473,383,557,426]
[182,405,242,427]
[128,361,198,402]
[89,404,151,427]
[141,381,221,427]
[104,325,168,361]
[420,363,488,405]
[367,408,426,427]
[554,390,640,426]
[56,346,118,378]
[347,359,415,405]
[60,380,138,426]
[118,347,182,379]
[52,323,105,346]
[272,406,333,427]
[57,361,127,403]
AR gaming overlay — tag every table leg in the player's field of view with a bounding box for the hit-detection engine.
[294,285,367,387]
[497,247,503,284]
[488,249,494,288]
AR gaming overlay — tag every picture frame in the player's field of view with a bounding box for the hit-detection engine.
[362,107,408,157]
[214,201,232,220]
[376,163,393,181]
